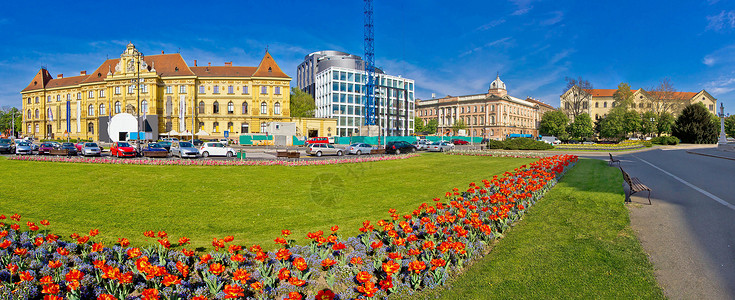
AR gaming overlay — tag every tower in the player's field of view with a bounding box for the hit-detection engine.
[488,73,507,96]
[363,0,376,125]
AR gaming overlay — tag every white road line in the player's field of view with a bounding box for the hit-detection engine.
[634,155,735,211]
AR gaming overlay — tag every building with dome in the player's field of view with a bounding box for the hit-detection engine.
[20,43,336,142]
[416,74,554,139]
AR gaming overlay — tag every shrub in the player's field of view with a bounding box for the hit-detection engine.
[486,140,504,149]
[651,136,680,145]
[643,141,652,147]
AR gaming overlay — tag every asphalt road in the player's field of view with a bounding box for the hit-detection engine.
[581,147,735,299]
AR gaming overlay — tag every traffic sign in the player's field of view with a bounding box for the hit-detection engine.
[224,130,229,138]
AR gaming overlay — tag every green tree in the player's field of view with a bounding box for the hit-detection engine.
[623,110,641,136]
[673,102,718,144]
[452,119,467,134]
[599,110,626,140]
[539,110,569,137]
[0,107,22,136]
[640,111,657,136]
[656,112,675,136]
[289,87,315,118]
[413,117,424,133]
[612,82,634,110]
[425,119,438,134]
[725,115,735,138]
[568,113,594,139]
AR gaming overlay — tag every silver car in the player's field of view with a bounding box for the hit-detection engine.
[306,144,343,157]
[171,141,200,158]
[427,141,454,152]
[81,142,102,157]
[346,143,373,155]
[15,142,32,155]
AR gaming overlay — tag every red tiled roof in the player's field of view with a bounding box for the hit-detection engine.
[191,66,257,77]
[45,75,89,89]
[21,69,54,92]
[526,98,555,109]
[584,89,634,97]
[145,54,194,77]
[81,58,119,84]
[253,51,290,78]
[646,91,697,99]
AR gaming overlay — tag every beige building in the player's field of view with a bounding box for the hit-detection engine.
[21,43,334,142]
[560,86,717,121]
[416,75,554,139]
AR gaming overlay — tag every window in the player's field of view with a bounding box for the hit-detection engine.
[241,123,249,133]
[99,104,105,115]
[274,102,281,115]
[603,102,607,108]
[84,121,94,135]
[228,86,234,94]
[241,102,248,114]
[115,86,121,95]
[227,122,233,131]
[461,107,464,113]
[27,97,30,104]
[88,91,94,99]
[242,86,249,94]
[179,85,186,94]
[56,95,60,102]
[595,102,599,108]
[260,122,267,133]
[128,85,134,94]
[213,101,220,114]
[35,97,39,103]
[260,102,267,114]
[35,124,39,133]
[213,86,220,94]
[198,122,204,130]
[647,103,652,108]
[709,104,714,111]
[35,109,39,118]
[198,101,205,114]
[47,96,51,102]
[166,97,172,116]
[76,93,81,100]
[27,124,31,134]
[88,105,94,116]
[165,86,173,94]
[638,103,644,108]
[27,110,31,119]
[275,86,281,95]
[114,102,121,114]
[199,86,205,94]
[141,100,148,114]
[213,122,219,132]
[227,101,234,114]
[261,86,267,95]
[99,90,105,98]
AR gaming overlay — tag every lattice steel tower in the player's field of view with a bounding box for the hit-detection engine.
[363,0,376,125]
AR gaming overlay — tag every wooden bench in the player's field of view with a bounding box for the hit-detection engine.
[276,150,289,158]
[287,151,300,159]
[620,167,652,205]
[143,151,168,158]
[370,149,385,155]
[49,149,69,156]
[608,153,621,167]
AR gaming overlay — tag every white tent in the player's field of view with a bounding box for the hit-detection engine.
[195,130,210,136]
[167,130,180,136]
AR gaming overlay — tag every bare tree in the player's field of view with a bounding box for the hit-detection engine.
[646,78,688,116]
[562,76,593,119]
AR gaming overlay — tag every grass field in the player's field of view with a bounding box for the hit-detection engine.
[433,159,664,299]
[0,153,536,250]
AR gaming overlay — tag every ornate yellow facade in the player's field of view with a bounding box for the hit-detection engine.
[21,43,296,141]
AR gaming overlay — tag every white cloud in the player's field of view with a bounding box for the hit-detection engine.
[707,10,735,31]
[459,37,512,57]
[475,19,506,31]
[540,11,564,26]
[510,0,534,15]
[702,45,735,66]
[705,75,735,95]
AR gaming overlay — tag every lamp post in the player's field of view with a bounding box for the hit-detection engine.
[719,103,727,145]
[134,52,143,155]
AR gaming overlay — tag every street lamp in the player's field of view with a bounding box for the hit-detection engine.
[132,51,143,155]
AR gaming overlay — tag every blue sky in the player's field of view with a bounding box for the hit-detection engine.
[1,0,734,115]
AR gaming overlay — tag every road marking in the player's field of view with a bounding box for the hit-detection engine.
[634,155,735,211]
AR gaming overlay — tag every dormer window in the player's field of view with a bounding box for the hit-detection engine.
[268,67,272,73]
[175,67,179,72]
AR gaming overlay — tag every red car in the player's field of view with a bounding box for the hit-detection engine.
[111,141,137,158]
[38,142,55,155]
[451,139,469,145]
[305,137,329,146]
[75,142,85,151]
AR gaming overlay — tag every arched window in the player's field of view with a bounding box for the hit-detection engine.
[227,101,234,114]
[47,96,51,102]
[88,105,94,116]
[241,102,248,114]
[35,97,39,103]
[114,101,121,114]
[274,102,281,115]
[141,100,148,114]
[260,122,267,133]
[99,104,106,115]
[47,108,52,119]
[227,122,233,131]
[213,122,219,132]
[34,109,39,118]
[27,110,31,119]
[35,124,39,133]
[260,102,267,114]
[27,124,31,134]
[88,122,94,134]
[213,101,220,114]
[198,101,205,114]
[27,98,31,104]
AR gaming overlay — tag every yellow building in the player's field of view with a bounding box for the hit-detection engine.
[21,43,330,141]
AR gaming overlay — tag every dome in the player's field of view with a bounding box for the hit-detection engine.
[490,74,506,90]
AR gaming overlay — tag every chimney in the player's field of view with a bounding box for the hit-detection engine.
[208,62,211,66]
[194,59,197,66]
[161,50,164,54]
[80,71,86,76]
[57,74,63,79]
[224,61,232,66]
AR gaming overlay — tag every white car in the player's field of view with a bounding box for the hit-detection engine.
[15,142,32,155]
[346,143,373,155]
[199,142,235,157]
[540,136,561,145]
[427,141,454,152]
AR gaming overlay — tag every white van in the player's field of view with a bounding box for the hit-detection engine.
[540,136,561,145]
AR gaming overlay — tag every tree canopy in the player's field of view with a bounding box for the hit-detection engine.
[612,82,634,110]
[672,102,718,144]
[568,113,594,139]
[539,110,568,137]
[424,119,438,135]
[289,88,315,118]
[725,115,735,138]
[562,77,593,119]
[656,112,675,136]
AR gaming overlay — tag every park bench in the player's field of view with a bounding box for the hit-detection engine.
[608,153,621,167]
[276,150,289,158]
[370,149,385,155]
[49,149,69,156]
[287,151,300,159]
[143,151,168,158]
[620,167,652,205]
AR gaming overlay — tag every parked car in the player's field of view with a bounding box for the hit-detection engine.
[162,137,179,142]
[171,141,200,158]
[81,142,102,157]
[74,142,86,151]
[142,143,169,155]
[38,143,55,155]
[158,141,173,151]
[111,141,137,158]
[427,141,454,152]
[412,139,432,150]
[14,142,32,155]
[385,141,417,154]
[29,143,39,151]
[219,138,229,145]
[199,142,235,157]
[451,139,469,145]
[540,136,561,145]
[346,143,373,155]
[59,142,78,156]
[305,137,330,146]
[192,139,204,146]
[307,143,343,157]
[0,139,14,154]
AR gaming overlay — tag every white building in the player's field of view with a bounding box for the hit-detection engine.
[312,66,415,137]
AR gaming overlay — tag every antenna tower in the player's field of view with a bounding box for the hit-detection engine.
[364,0,376,125]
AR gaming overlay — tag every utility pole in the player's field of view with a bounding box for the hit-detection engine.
[136,52,142,155]
[11,109,15,138]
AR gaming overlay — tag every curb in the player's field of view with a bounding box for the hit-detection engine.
[686,150,735,161]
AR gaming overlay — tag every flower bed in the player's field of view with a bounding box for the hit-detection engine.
[0,155,578,299]
[553,140,646,151]
[6,154,418,167]
[446,149,546,158]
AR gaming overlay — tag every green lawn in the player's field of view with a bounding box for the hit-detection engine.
[0,153,536,250]
[433,158,664,299]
